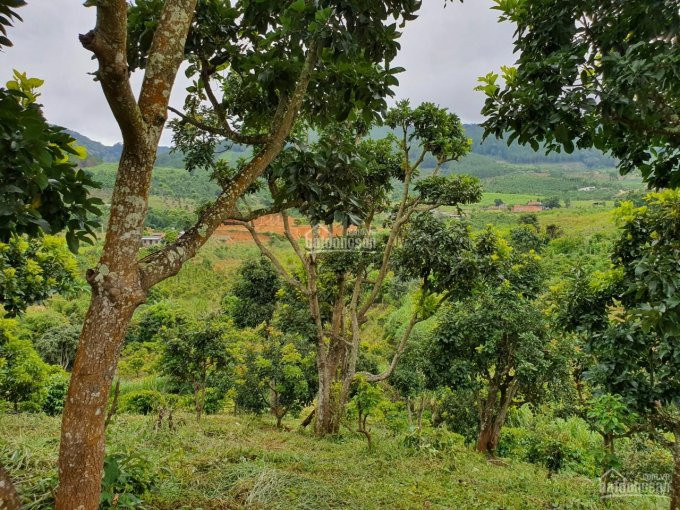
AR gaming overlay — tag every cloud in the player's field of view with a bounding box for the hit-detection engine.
[0,1,515,145]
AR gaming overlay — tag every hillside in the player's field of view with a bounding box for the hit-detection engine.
[71,124,640,233]
[1,412,663,510]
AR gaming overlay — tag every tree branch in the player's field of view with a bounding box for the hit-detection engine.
[139,38,321,288]
[356,308,421,383]
[138,0,199,130]
[79,0,145,148]
[229,220,308,295]
[198,66,271,145]
[281,211,308,269]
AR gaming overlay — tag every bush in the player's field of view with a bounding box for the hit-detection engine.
[42,370,70,416]
[203,387,226,415]
[0,325,48,411]
[498,410,601,477]
[119,390,165,415]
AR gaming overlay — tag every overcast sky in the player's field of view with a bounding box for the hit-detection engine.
[0,1,515,146]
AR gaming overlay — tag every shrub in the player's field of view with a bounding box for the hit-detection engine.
[42,369,70,416]
[498,410,601,477]
[119,390,165,415]
[0,322,48,411]
[403,427,466,456]
[203,387,226,415]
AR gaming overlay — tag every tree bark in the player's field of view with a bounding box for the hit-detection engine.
[671,432,680,510]
[475,380,517,455]
[0,464,21,510]
[56,292,139,509]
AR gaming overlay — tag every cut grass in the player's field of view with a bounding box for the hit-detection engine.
[0,413,668,509]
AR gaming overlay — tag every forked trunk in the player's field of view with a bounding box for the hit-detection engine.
[56,149,155,509]
[475,380,517,455]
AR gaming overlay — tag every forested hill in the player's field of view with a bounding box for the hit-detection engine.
[67,125,615,171]
[462,124,616,168]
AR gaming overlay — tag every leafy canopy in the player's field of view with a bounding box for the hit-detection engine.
[476,0,680,189]
[0,235,78,317]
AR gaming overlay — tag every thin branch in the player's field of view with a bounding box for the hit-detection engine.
[229,220,308,295]
[79,0,145,147]
[356,308,422,383]
[199,66,270,145]
[281,211,308,268]
[138,0,199,129]
[168,106,227,136]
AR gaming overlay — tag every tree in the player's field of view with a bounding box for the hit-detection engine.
[0,235,78,316]
[509,225,543,254]
[234,104,481,435]
[58,2,423,505]
[476,0,680,189]
[33,322,81,370]
[587,191,680,508]
[517,213,539,230]
[228,257,280,328]
[541,197,561,210]
[161,315,231,421]
[426,239,563,454]
[0,318,48,412]
[232,326,314,427]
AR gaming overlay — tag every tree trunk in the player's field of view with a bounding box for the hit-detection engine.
[194,383,205,422]
[314,333,350,436]
[56,141,155,509]
[56,295,139,509]
[475,380,516,455]
[670,432,680,510]
[0,463,21,510]
[416,394,426,433]
[315,363,337,436]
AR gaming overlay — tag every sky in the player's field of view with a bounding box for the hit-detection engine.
[0,1,515,146]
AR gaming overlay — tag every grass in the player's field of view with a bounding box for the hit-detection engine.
[0,412,668,510]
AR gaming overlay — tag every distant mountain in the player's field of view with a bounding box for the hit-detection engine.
[370,124,616,169]
[462,124,616,169]
[68,123,616,172]
[66,129,185,168]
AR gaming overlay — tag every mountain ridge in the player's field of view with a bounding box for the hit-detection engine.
[67,124,616,171]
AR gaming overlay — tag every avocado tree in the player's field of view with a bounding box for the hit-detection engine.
[476,0,680,189]
[58,1,423,505]
[426,233,569,454]
[161,315,232,421]
[231,326,314,428]
[227,257,280,329]
[234,102,481,435]
[0,70,102,245]
[587,191,680,508]
[0,235,79,316]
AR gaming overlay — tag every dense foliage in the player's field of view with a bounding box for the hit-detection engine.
[0,71,102,248]
[477,0,680,189]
